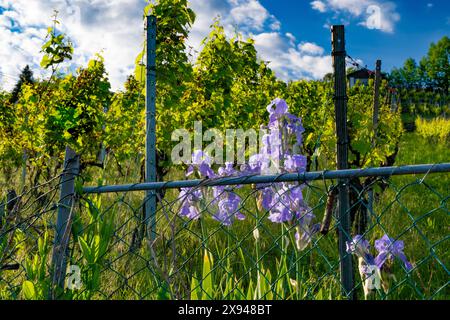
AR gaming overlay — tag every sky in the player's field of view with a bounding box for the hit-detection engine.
[0,0,448,91]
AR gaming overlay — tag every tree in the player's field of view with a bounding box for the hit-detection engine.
[9,65,34,104]
[418,57,432,89]
[422,36,449,94]
[400,58,420,89]
[390,36,449,93]
[322,72,334,83]
[388,67,403,88]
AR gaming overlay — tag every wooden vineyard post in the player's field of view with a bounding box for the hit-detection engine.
[145,15,157,241]
[331,25,354,299]
[368,60,382,232]
[373,60,382,144]
[50,146,80,298]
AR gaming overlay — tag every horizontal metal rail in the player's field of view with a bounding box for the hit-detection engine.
[82,163,450,194]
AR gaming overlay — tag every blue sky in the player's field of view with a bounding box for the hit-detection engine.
[0,0,448,91]
[260,0,449,72]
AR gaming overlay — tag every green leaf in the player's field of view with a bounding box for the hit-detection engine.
[78,237,93,264]
[134,64,146,83]
[40,55,51,68]
[22,281,36,300]
[201,250,213,300]
[190,276,200,300]
[157,283,171,300]
[316,288,324,300]
[265,269,273,300]
[247,279,254,300]
[353,140,371,155]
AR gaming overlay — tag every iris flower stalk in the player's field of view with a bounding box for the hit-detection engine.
[179,98,319,251]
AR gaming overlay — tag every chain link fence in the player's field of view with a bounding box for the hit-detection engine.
[1,163,448,300]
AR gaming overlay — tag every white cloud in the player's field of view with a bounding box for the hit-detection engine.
[0,0,145,90]
[311,1,327,13]
[269,20,281,31]
[311,0,400,33]
[253,33,331,81]
[286,32,296,46]
[0,0,332,91]
[185,0,230,59]
[298,42,324,55]
[230,0,269,31]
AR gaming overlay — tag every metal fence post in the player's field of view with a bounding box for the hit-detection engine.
[331,25,354,299]
[50,146,80,297]
[145,15,157,241]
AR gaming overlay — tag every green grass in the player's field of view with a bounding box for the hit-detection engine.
[365,133,449,299]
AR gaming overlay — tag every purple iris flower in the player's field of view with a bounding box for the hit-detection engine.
[212,185,225,201]
[179,188,202,220]
[189,150,216,178]
[346,235,376,265]
[213,192,244,226]
[199,163,215,178]
[267,98,289,126]
[186,165,195,177]
[260,187,274,210]
[181,98,311,231]
[267,186,294,222]
[180,204,200,220]
[287,118,305,135]
[240,154,263,176]
[282,184,308,214]
[249,154,262,171]
[263,183,310,225]
[284,154,307,173]
[258,131,282,175]
[374,234,413,271]
[268,202,293,223]
[218,162,236,177]
[191,150,211,165]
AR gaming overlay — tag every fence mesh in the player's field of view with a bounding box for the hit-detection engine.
[0,166,448,300]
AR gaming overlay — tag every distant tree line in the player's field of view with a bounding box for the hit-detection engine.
[389,36,449,94]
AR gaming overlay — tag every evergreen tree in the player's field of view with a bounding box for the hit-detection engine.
[9,65,34,104]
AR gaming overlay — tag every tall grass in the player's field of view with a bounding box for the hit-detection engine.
[415,117,450,143]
